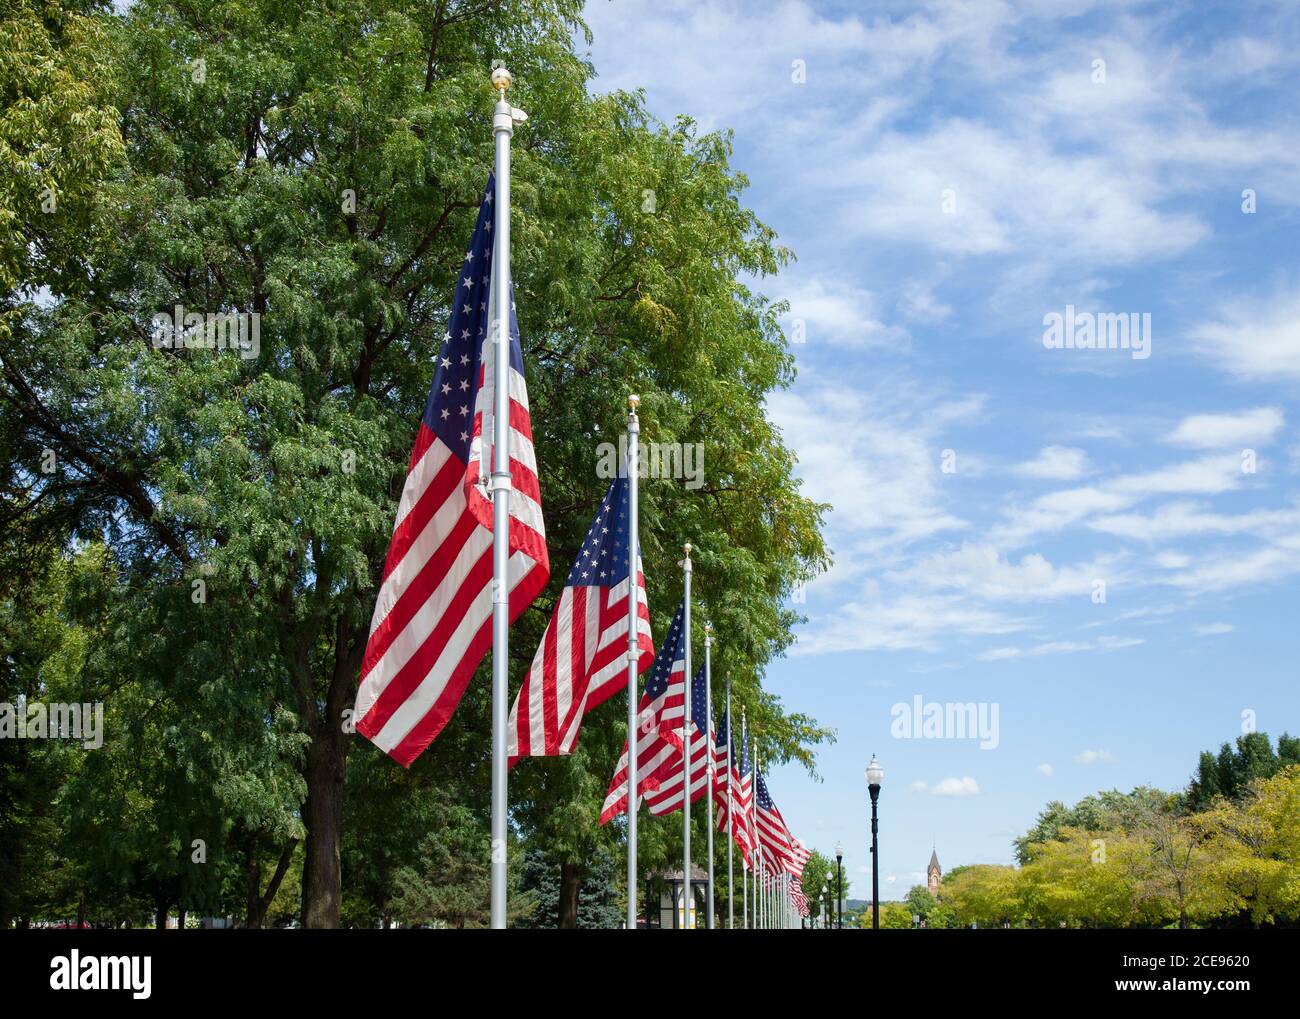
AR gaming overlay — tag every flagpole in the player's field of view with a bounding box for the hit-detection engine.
[750,731,757,928]
[725,677,733,929]
[488,64,519,931]
[741,707,747,929]
[681,542,692,929]
[625,394,641,930]
[704,621,714,929]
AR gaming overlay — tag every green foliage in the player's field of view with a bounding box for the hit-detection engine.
[0,0,124,322]
[904,883,934,922]
[516,844,621,929]
[940,764,1300,930]
[1186,731,1300,809]
[387,798,533,929]
[796,848,849,924]
[1013,786,1167,865]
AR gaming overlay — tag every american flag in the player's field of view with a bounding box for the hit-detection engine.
[645,662,712,816]
[713,706,754,864]
[755,771,796,870]
[507,478,653,760]
[787,836,811,877]
[354,179,549,766]
[790,875,810,917]
[599,601,691,823]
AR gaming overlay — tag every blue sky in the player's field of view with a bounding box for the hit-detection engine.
[583,0,1300,896]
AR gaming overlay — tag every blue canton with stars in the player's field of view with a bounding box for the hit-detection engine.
[756,770,776,811]
[421,174,525,464]
[644,600,687,701]
[736,723,751,779]
[566,478,632,588]
[690,664,709,733]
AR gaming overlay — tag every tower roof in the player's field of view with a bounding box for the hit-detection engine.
[928,849,941,872]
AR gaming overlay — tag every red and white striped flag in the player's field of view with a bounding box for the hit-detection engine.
[786,836,811,877]
[354,180,548,766]
[755,771,796,870]
[790,875,810,917]
[713,706,754,864]
[507,478,653,760]
[644,662,713,816]
[599,601,691,823]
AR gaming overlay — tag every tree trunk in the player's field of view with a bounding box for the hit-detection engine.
[177,907,186,930]
[558,863,583,928]
[301,727,346,928]
[292,608,363,930]
[154,900,168,930]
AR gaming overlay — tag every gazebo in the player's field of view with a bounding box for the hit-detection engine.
[646,865,709,929]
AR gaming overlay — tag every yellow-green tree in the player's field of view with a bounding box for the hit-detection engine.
[938,864,1022,928]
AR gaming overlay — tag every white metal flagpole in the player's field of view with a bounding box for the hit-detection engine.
[741,707,748,929]
[704,621,715,929]
[725,676,733,929]
[626,395,641,929]
[488,64,522,931]
[681,543,693,929]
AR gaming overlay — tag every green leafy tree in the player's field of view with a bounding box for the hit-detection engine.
[1186,731,1299,809]
[904,883,935,923]
[1014,787,1166,865]
[0,0,123,336]
[516,844,621,929]
[387,798,533,929]
[795,848,849,925]
[939,865,1022,929]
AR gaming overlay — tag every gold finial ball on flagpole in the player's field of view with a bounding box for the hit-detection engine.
[684,542,692,555]
[491,66,512,92]
[628,393,640,410]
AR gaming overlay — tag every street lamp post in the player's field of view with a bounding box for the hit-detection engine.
[866,755,884,932]
[821,883,829,930]
[835,841,843,930]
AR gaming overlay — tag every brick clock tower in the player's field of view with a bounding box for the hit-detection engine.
[927,849,942,896]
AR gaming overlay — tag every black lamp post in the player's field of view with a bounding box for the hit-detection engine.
[834,841,843,930]
[866,755,884,931]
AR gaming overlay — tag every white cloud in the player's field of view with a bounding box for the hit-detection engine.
[1014,445,1091,481]
[1167,408,1284,449]
[980,635,1143,661]
[898,279,954,324]
[783,277,908,350]
[1192,287,1300,381]
[768,375,977,556]
[1090,502,1300,543]
[914,776,980,797]
[899,543,1118,602]
[1195,622,1235,636]
[795,590,1026,656]
[1162,538,1300,594]
[997,454,1247,546]
[1037,763,1054,778]
[1110,454,1245,497]
[1074,749,1116,765]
